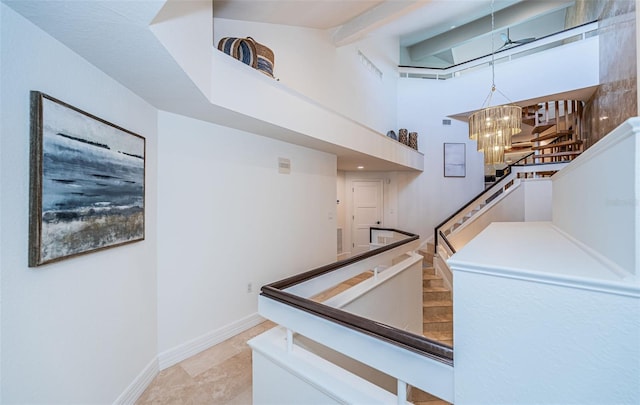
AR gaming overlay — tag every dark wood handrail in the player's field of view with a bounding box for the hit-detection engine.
[439,231,457,255]
[433,169,510,250]
[267,228,418,290]
[260,227,454,365]
[369,226,415,243]
[261,286,453,365]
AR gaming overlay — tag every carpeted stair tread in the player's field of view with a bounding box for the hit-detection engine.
[423,289,452,301]
[422,248,453,346]
[423,331,454,341]
[423,286,450,292]
[423,313,453,322]
[423,322,453,333]
[424,306,453,319]
[420,245,435,268]
[423,277,444,288]
[423,300,453,308]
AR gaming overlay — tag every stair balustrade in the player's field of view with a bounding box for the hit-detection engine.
[253,227,455,404]
[435,157,567,256]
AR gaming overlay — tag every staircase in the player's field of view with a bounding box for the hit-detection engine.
[309,248,453,404]
[410,242,453,405]
[441,202,486,239]
[420,242,453,347]
[523,100,583,164]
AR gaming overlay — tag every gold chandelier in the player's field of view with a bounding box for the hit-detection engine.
[469,101,522,165]
[468,0,521,166]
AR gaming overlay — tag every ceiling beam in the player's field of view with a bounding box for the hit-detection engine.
[408,0,574,61]
[332,0,427,47]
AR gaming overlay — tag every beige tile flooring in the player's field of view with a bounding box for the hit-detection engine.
[136,274,376,404]
[136,321,275,405]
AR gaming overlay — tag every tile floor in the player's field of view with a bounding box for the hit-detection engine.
[136,274,372,404]
[136,321,275,405]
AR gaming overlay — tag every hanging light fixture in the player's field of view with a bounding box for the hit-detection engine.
[468,0,522,166]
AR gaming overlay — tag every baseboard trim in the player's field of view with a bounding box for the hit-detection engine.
[158,312,265,370]
[113,357,159,405]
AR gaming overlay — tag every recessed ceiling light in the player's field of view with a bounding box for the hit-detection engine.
[450,25,457,29]
[357,166,364,170]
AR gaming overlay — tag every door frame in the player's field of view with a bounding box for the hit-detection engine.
[341,172,399,258]
[346,178,385,255]
[350,178,385,253]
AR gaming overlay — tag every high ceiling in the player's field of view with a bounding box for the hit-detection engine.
[213,0,521,37]
[213,0,388,29]
[213,0,576,66]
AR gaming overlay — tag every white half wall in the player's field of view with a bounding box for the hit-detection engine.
[449,222,640,404]
[453,259,640,405]
[0,5,158,403]
[336,257,422,335]
[524,178,552,221]
[213,18,399,135]
[156,111,337,357]
[553,118,640,274]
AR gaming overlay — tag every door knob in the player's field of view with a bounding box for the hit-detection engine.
[376,221,381,224]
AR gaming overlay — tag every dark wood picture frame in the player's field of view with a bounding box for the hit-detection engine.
[29,91,145,267]
[444,142,466,177]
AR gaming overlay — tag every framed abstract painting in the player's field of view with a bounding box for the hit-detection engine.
[444,143,466,177]
[29,91,145,267]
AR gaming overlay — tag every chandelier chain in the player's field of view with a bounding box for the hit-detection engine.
[468,0,522,166]
[491,0,495,88]
[482,0,516,108]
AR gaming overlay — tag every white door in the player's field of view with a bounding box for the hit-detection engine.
[352,180,384,254]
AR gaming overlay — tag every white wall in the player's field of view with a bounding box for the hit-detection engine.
[337,171,346,256]
[337,171,347,230]
[156,111,337,359]
[150,0,213,100]
[0,5,158,403]
[213,18,399,135]
[397,78,485,243]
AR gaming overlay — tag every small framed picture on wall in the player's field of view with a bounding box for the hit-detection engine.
[444,143,466,177]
